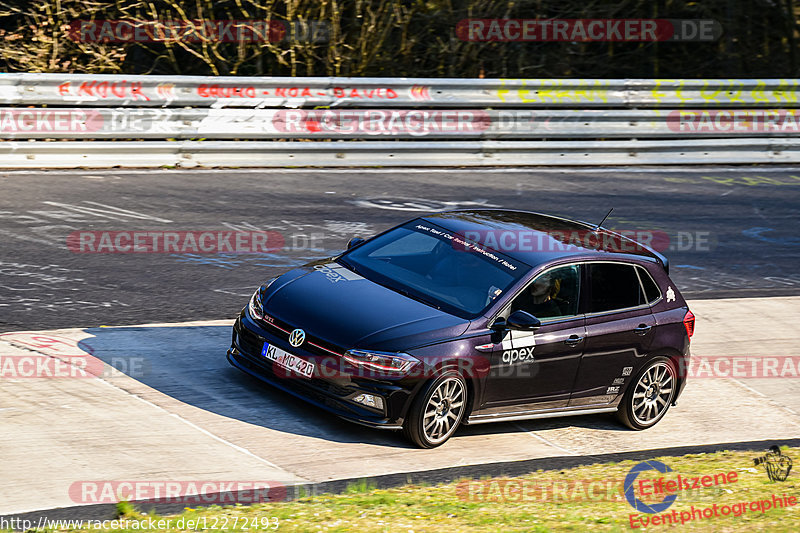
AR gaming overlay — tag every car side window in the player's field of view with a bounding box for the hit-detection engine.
[510,264,580,320]
[587,263,647,313]
[636,266,662,304]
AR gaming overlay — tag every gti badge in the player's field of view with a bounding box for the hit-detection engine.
[289,328,306,348]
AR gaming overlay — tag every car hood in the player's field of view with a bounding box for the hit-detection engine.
[263,262,469,352]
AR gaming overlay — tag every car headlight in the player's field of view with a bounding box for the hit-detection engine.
[248,288,265,320]
[247,278,277,320]
[343,349,420,373]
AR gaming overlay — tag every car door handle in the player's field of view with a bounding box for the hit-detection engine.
[634,324,652,336]
[564,335,584,346]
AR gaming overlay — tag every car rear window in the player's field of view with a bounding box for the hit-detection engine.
[587,263,648,313]
[636,266,662,304]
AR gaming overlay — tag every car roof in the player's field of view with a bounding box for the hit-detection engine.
[420,209,666,270]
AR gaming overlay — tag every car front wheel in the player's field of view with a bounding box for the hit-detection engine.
[617,357,677,430]
[403,371,467,448]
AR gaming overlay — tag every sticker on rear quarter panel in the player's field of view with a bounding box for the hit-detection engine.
[666,286,676,302]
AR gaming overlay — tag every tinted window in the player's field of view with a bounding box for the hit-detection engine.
[636,266,661,303]
[340,221,529,318]
[511,265,580,320]
[588,263,646,313]
[369,230,439,256]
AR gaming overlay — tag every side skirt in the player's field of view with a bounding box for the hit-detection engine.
[464,406,618,425]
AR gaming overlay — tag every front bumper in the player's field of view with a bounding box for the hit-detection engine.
[228,312,412,430]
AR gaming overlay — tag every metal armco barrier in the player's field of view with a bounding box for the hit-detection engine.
[1,139,798,168]
[1,73,799,167]
[1,74,800,108]
[2,108,800,139]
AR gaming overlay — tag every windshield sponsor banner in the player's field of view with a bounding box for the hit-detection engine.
[413,223,524,272]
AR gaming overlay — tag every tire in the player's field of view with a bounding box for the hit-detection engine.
[403,371,467,448]
[616,357,677,430]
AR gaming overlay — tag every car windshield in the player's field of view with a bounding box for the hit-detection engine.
[339,220,530,318]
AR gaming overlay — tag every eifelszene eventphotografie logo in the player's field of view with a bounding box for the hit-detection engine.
[624,460,678,514]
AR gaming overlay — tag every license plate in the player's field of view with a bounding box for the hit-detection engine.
[261,342,314,378]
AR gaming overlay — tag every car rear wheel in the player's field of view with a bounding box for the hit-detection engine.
[403,371,467,448]
[616,357,677,430]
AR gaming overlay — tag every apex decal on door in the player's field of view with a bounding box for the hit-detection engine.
[502,346,535,364]
[501,329,537,364]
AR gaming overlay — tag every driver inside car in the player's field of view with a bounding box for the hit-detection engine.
[511,271,568,319]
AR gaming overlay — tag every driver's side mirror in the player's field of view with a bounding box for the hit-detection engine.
[347,236,366,250]
[506,310,541,330]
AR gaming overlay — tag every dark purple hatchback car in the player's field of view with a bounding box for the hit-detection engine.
[228,210,694,447]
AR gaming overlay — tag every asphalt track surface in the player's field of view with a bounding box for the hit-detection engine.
[1,166,800,519]
[1,296,799,519]
[1,166,799,331]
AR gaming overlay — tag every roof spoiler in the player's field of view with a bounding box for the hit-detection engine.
[595,226,670,274]
[653,250,670,274]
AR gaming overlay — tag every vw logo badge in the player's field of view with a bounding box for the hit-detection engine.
[288,328,306,348]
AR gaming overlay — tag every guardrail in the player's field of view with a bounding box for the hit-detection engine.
[2,139,797,168]
[3,74,800,108]
[2,108,799,140]
[1,74,799,167]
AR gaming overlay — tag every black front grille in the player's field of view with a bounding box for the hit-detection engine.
[236,321,353,396]
[257,314,347,358]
